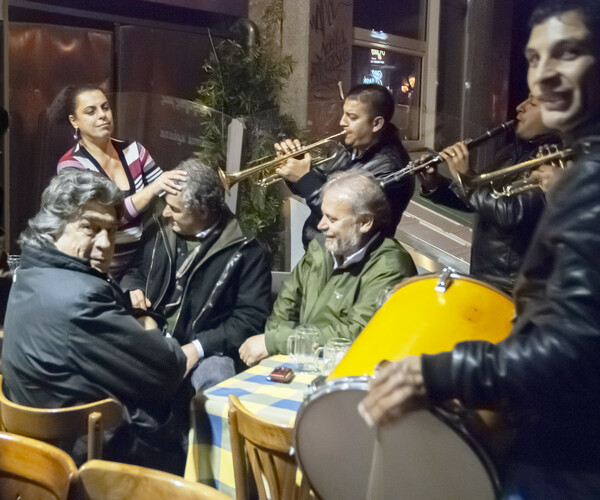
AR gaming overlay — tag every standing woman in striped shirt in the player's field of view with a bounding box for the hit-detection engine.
[57,85,187,279]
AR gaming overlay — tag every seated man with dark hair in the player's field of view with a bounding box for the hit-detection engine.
[240,171,417,366]
[121,158,272,390]
[2,168,196,474]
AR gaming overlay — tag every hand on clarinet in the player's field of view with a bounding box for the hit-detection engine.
[440,142,470,181]
[416,153,440,193]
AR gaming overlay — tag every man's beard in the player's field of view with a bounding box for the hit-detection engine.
[325,232,361,259]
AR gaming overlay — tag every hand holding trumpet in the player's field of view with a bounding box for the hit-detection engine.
[274,138,313,183]
[528,163,562,193]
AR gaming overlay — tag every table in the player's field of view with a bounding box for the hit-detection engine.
[184,355,320,497]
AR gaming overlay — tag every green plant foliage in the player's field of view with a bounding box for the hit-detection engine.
[194,5,300,268]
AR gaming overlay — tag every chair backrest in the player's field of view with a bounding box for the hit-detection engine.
[0,431,78,500]
[0,376,123,461]
[228,394,312,500]
[78,459,231,500]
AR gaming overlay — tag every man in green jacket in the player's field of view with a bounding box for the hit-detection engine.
[240,171,417,366]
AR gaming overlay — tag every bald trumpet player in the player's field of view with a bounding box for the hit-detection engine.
[274,83,414,247]
[418,93,562,294]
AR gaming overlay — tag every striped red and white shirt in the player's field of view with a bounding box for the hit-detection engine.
[57,139,163,278]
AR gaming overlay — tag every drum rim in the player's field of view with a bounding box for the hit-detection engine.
[431,405,502,496]
[294,376,501,499]
[393,269,513,302]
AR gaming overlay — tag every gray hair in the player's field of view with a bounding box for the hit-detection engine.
[321,171,390,232]
[175,158,225,215]
[19,168,124,248]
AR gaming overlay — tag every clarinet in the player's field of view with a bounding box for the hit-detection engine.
[381,120,515,187]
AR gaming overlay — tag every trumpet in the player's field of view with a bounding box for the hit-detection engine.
[470,144,572,197]
[381,120,515,187]
[218,131,346,193]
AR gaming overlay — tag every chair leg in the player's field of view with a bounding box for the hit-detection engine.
[88,411,103,461]
[229,410,249,500]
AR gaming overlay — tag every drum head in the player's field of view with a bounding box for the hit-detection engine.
[295,378,497,500]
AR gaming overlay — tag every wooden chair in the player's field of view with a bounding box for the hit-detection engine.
[0,431,78,500]
[228,394,312,500]
[0,376,122,461]
[77,459,231,500]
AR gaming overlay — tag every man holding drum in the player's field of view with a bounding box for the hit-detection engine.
[360,0,600,496]
[240,171,416,367]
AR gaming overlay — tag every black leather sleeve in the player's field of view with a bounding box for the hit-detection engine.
[422,150,600,420]
[462,184,546,228]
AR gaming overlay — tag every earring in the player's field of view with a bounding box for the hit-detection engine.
[73,128,79,140]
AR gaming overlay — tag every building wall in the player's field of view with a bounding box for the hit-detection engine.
[250,0,351,137]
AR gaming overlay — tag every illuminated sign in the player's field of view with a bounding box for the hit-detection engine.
[363,69,383,85]
[370,49,386,65]
[371,30,388,41]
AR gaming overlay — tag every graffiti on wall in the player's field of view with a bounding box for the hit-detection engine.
[308,0,352,135]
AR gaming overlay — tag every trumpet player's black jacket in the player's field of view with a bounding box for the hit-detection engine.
[421,132,561,294]
[292,124,414,246]
[421,132,600,495]
[120,208,272,372]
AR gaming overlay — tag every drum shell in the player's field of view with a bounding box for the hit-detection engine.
[329,273,514,379]
[294,376,499,500]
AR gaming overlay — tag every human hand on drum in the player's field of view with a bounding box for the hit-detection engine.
[358,355,427,427]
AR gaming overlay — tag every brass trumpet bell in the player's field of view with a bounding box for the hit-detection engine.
[471,144,572,198]
[218,131,346,193]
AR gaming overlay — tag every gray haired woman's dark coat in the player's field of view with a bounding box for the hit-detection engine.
[2,243,188,473]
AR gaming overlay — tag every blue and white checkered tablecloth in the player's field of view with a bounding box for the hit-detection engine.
[184,355,319,497]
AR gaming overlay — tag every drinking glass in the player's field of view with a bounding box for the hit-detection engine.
[314,337,352,375]
[287,325,320,372]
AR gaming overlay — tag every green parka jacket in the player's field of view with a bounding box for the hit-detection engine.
[265,234,417,354]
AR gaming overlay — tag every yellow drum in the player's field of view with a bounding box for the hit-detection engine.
[329,269,515,379]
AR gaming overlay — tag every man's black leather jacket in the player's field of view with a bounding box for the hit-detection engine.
[422,134,561,293]
[292,124,414,245]
[422,132,600,476]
